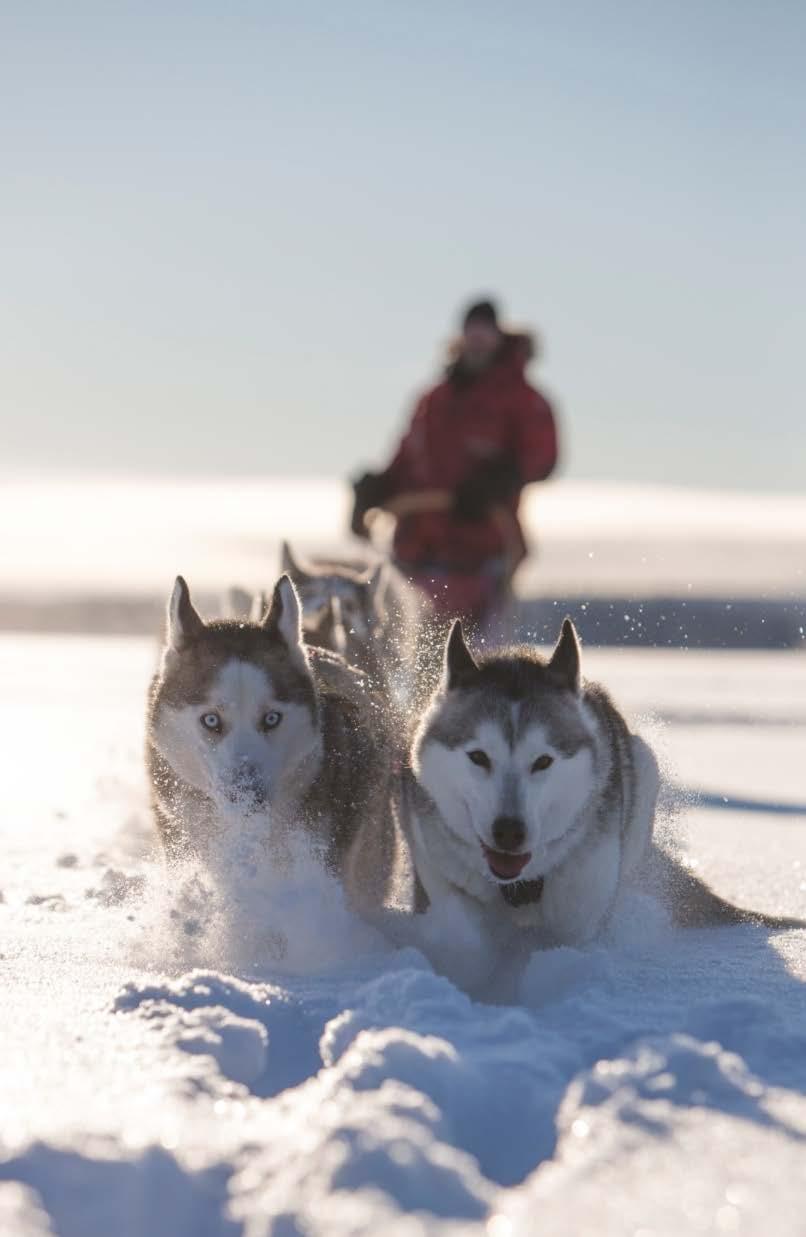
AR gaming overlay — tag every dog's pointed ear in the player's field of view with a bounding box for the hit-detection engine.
[166,576,204,651]
[548,617,581,692]
[261,574,304,648]
[280,540,308,582]
[443,619,479,690]
[249,590,269,624]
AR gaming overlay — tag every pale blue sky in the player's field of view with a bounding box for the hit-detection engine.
[2,2,804,489]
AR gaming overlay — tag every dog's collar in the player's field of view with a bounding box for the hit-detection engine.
[500,876,545,908]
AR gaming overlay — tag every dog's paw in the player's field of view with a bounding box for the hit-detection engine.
[416,901,496,993]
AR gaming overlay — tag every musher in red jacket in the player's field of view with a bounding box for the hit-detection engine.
[350,298,559,627]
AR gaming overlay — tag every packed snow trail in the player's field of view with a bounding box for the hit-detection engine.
[1,635,805,1236]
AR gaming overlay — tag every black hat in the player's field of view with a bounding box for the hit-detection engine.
[462,298,500,330]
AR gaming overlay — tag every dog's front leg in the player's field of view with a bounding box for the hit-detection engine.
[540,830,621,945]
[415,884,497,994]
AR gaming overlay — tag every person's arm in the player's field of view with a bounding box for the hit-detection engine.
[453,452,521,520]
[350,394,429,535]
[513,386,559,483]
[451,386,558,521]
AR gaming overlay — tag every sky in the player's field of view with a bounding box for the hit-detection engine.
[2,1,805,491]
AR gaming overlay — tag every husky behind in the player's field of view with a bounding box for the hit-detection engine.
[403,618,804,966]
[280,541,424,694]
[147,574,403,910]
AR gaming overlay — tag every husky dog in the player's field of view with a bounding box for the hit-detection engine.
[289,593,349,659]
[147,574,403,909]
[280,542,424,694]
[403,619,804,970]
[227,586,349,654]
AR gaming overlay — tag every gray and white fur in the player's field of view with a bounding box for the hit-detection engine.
[280,542,426,697]
[147,573,404,910]
[402,618,804,970]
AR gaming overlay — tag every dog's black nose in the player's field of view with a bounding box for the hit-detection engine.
[231,763,267,807]
[492,816,526,851]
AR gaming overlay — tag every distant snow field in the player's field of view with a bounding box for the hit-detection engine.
[3,475,805,601]
[1,633,805,1236]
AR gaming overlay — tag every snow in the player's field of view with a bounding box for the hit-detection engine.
[2,476,805,606]
[1,630,805,1236]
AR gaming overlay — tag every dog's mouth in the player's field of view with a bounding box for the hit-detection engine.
[481,844,532,882]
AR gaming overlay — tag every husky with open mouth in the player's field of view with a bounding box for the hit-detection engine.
[403,618,804,966]
[147,573,403,910]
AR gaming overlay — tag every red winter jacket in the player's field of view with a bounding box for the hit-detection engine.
[384,333,558,568]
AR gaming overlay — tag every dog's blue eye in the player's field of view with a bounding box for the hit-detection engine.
[532,754,554,772]
[201,712,221,732]
[467,749,491,770]
[262,710,283,731]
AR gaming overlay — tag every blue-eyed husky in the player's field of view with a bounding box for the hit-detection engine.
[147,574,404,910]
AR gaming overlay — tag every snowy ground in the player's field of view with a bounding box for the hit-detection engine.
[2,632,805,1236]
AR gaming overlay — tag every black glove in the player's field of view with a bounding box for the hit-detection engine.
[350,470,393,538]
[453,453,520,521]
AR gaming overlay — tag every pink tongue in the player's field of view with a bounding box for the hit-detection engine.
[483,847,531,880]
